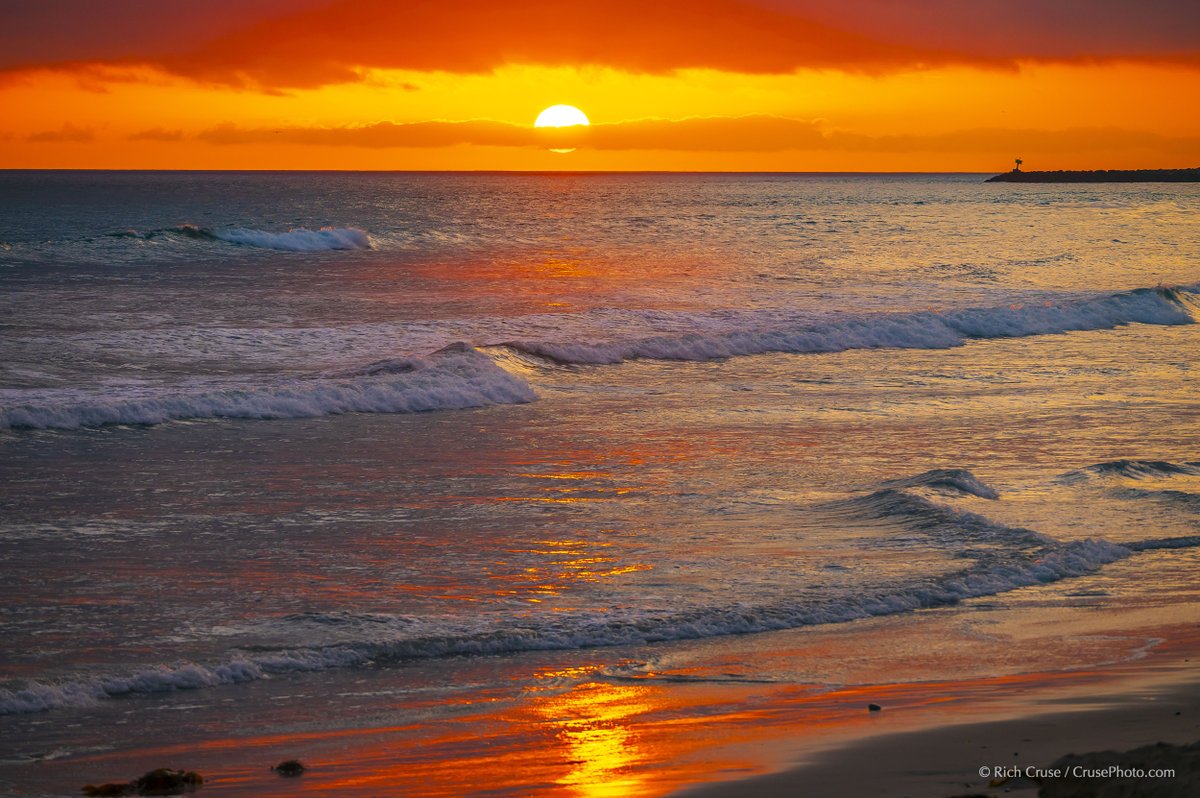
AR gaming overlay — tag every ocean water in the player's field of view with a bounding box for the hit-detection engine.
[0,171,1198,795]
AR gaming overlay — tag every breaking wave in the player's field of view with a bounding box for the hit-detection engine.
[110,225,372,251]
[504,285,1198,365]
[5,285,1195,433]
[0,344,533,430]
[211,226,371,251]
[4,470,1196,716]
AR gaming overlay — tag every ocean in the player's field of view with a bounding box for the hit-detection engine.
[1,171,1198,796]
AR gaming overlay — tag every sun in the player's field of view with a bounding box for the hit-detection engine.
[534,105,589,154]
[534,105,590,128]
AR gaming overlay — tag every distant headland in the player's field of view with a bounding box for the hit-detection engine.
[987,159,1200,183]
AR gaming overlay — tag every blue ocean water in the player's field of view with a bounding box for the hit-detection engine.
[0,171,1198,794]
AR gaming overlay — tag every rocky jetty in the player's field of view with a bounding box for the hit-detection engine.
[987,167,1200,183]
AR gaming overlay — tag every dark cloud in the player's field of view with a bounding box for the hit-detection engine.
[838,127,1200,155]
[128,128,185,142]
[0,1,326,71]
[28,123,95,143]
[198,120,535,148]
[766,1,1200,61]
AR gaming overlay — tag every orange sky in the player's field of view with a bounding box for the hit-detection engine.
[3,0,1199,170]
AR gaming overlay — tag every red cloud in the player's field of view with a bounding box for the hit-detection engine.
[2,0,1197,90]
[168,0,931,87]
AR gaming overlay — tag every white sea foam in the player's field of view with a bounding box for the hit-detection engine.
[210,226,371,251]
[505,286,1198,365]
[0,345,533,430]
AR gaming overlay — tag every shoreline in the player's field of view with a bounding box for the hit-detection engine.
[8,596,1199,796]
[678,642,1200,798]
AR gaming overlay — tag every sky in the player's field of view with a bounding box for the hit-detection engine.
[3,0,1199,171]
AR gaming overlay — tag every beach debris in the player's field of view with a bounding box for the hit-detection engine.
[82,768,203,796]
[867,703,882,712]
[82,786,128,797]
[271,760,306,777]
[137,768,202,792]
[134,770,203,795]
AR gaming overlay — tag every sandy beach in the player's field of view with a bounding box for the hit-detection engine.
[682,637,1200,798]
[685,682,1198,797]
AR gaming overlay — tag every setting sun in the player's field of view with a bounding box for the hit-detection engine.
[534,104,590,128]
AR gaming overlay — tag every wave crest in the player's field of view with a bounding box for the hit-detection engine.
[879,468,1001,499]
[110,225,371,251]
[504,285,1197,365]
[1061,459,1200,482]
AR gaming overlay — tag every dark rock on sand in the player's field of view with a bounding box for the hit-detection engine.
[83,768,203,797]
[1039,740,1199,797]
[272,760,306,777]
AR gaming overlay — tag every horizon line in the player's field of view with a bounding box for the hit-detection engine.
[0,168,1000,175]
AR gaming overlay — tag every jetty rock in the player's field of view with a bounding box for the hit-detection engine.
[987,167,1200,183]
